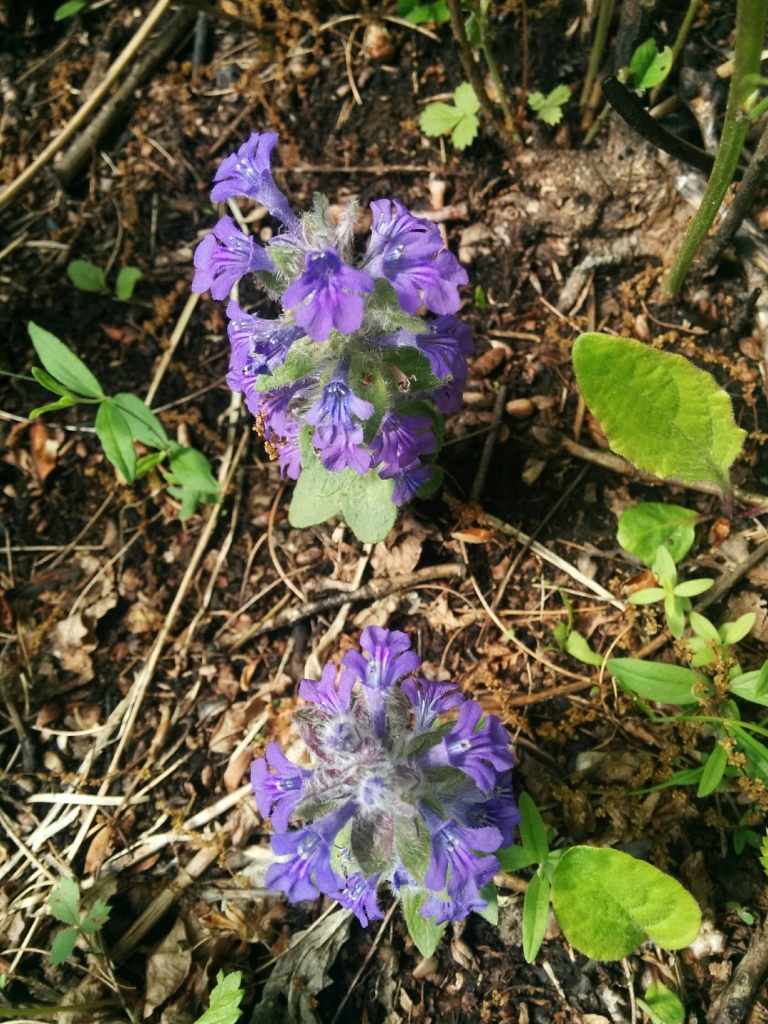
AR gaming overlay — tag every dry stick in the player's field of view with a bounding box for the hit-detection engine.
[145,292,200,406]
[54,7,196,187]
[0,0,172,214]
[700,121,768,270]
[229,563,468,645]
[469,383,507,505]
[707,915,768,1024]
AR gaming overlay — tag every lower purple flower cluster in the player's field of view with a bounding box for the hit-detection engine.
[192,132,473,506]
[251,627,518,926]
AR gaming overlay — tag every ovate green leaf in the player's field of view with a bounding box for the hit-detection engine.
[518,791,549,864]
[50,927,78,965]
[115,266,143,301]
[630,38,673,90]
[28,322,104,398]
[477,882,499,925]
[340,472,397,543]
[54,1,87,20]
[289,455,344,529]
[497,845,537,872]
[113,393,169,448]
[697,743,728,797]
[66,259,106,293]
[402,889,447,957]
[572,334,746,492]
[607,659,700,705]
[167,445,219,496]
[49,877,81,926]
[95,399,137,481]
[551,846,701,959]
[638,980,685,1024]
[617,503,698,565]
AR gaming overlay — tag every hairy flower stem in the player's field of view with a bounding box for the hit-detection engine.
[445,0,520,150]
[661,0,768,299]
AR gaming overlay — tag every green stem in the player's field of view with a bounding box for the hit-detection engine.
[649,0,705,104]
[478,26,517,136]
[661,0,768,299]
[580,0,616,109]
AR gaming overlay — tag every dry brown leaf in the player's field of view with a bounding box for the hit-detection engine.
[223,746,252,792]
[144,917,191,1018]
[47,614,95,683]
[124,597,166,635]
[209,693,266,754]
[84,825,117,875]
[29,418,60,483]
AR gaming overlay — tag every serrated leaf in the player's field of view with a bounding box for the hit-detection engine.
[638,980,685,1024]
[95,399,137,481]
[527,85,569,125]
[518,792,549,864]
[80,898,111,934]
[630,38,673,90]
[697,744,728,797]
[522,870,550,962]
[420,102,464,137]
[450,112,480,149]
[607,659,700,705]
[572,334,746,493]
[49,878,81,925]
[54,0,87,19]
[115,266,143,301]
[113,393,169,448]
[194,970,244,1024]
[551,846,701,960]
[50,927,79,965]
[66,259,106,293]
[401,889,447,957]
[340,472,397,543]
[617,503,698,565]
[453,82,480,114]
[28,322,104,398]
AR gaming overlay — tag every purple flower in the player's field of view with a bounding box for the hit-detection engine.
[210,131,299,232]
[391,463,434,506]
[369,412,435,477]
[415,316,474,380]
[251,743,312,833]
[266,801,356,902]
[420,893,488,924]
[417,700,515,791]
[250,382,306,480]
[401,678,465,732]
[305,375,375,474]
[343,626,421,737]
[191,216,274,300]
[430,375,466,415]
[299,663,356,714]
[283,248,374,341]
[225,301,303,389]
[423,815,501,903]
[364,198,468,314]
[334,872,384,927]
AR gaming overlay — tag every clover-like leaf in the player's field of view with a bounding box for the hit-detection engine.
[573,334,746,493]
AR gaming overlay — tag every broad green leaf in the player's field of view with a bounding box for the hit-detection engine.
[54,0,87,19]
[518,792,549,864]
[607,659,700,705]
[627,586,666,605]
[167,446,219,496]
[289,458,344,529]
[340,472,397,543]
[527,85,570,125]
[732,661,768,706]
[399,0,451,23]
[689,611,720,642]
[115,266,143,301]
[50,927,78,965]
[572,334,746,493]
[28,322,104,398]
[551,846,701,959]
[66,259,106,293]
[630,39,673,90]
[522,870,550,962]
[565,629,604,667]
[697,744,727,797]
[402,889,447,957]
[31,366,76,398]
[420,101,464,137]
[30,395,80,418]
[617,503,697,565]
[674,578,713,598]
[637,980,685,1024]
[113,393,169,448]
[49,878,81,926]
[194,970,244,1024]
[450,113,480,150]
[95,399,137,481]
[721,613,755,646]
[477,882,498,926]
[497,845,537,872]
[453,82,480,115]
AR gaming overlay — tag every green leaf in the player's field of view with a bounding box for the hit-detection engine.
[49,878,81,926]
[450,112,480,150]
[288,453,344,530]
[731,663,768,706]
[522,870,551,963]
[115,266,143,301]
[497,845,537,872]
[80,898,111,935]
[113,393,169,448]
[689,611,720,642]
[721,613,755,646]
[167,446,219,496]
[527,85,570,125]
[565,629,604,667]
[253,341,326,393]
[518,792,549,864]
[572,334,746,493]
[607,659,700,705]
[31,366,76,398]
[29,395,81,418]
[50,927,79,965]
[402,889,447,957]
[95,399,138,481]
[617,503,698,565]
[420,101,464,137]
[194,970,245,1024]
[551,846,701,960]
[135,451,168,477]
[453,82,480,115]
[28,322,104,398]
[637,980,685,1024]
[66,259,106,293]
[380,347,441,397]
[674,578,713,598]
[477,882,499,925]
[340,472,397,544]
[697,744,728,797]
[54,0,87,19]
[398,0,450,23]
[630,38,673,90]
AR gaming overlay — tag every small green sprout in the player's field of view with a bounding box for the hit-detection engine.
[420,83,480,151]
[49,877,110,966]
[627,545,713,638]
[527,84,570,126]
[66,259,143,301]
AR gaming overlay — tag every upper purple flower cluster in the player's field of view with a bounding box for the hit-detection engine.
[192,132,472,506]
[251,627,518,926]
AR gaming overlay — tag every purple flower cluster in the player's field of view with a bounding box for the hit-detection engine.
[192,132,472,506]
[251,627,518,927]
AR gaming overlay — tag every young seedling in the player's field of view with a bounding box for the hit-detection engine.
[49,877,110,965]
[66,259,143,301]
[627,545,713,638]
[193,971,244,1024]
[420,82,481,150]
[527,85,570,126]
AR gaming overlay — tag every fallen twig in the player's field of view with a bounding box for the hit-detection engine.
[708,915,768,1024]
